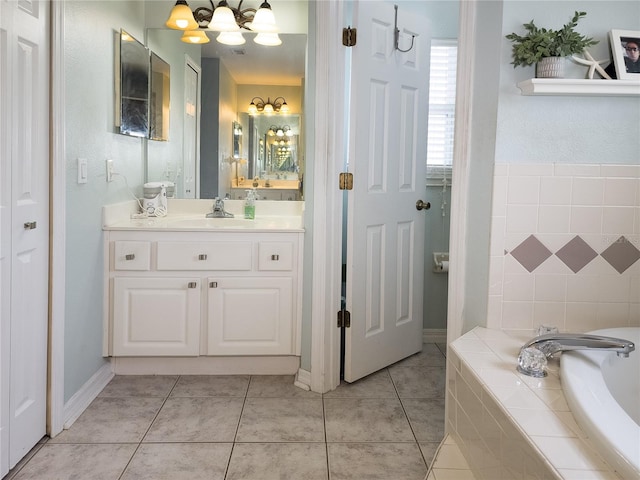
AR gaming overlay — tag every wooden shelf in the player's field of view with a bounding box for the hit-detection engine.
[517,78,640,96]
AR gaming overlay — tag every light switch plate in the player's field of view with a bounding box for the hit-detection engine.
[77,158,88,184]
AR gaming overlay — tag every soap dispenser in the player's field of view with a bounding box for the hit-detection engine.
[244,189,256,219]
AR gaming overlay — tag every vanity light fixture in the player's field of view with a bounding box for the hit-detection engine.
[166,0,281,46]
[181,29,211,44]
[248,97,289,115]
[267,125,293,137]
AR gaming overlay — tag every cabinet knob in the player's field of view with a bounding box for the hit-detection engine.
[125,254,135,261]
[209,281,218,288]
[198,254,208,260]
[271,254,280,261]
[188,282,197,288]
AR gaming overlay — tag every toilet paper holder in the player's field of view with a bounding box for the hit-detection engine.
[433,252,449,273]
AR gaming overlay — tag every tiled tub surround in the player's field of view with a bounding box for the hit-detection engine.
[489,164,639,335]
[447,327,622,480]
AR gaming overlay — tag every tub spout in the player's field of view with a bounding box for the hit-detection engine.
[517,333,635,377]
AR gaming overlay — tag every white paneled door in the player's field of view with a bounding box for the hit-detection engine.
[0,0,50,475]
[344,1,431,382]
[183,59,200,198]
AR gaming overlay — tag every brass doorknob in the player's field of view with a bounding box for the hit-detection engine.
[416,200,431,211]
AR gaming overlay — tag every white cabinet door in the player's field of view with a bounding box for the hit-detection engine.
[112,277,201,356]
[207,277,293,355]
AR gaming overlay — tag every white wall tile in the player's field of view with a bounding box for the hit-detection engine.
[565,302,599,332]
[492,176,508,216]
[602,207,636,235]
[597,275,631,303]
[554,164,600,177]
[507,176,540,205]
[596,302,630,329]
[501,301,534,330]
[533,302,566,332]
[490,216,506,256]
[534,275,567,302]
[566,275,600,302]
[600,164,640,178]
[570,206,603,234]
[571,177,604,206]
[604,178,638,207]
[509,164,553,177]
[506,205,538,233]
[488,256,504,296]
[503,274,535,301]
[538,205,570,234]
[539,176,571,206]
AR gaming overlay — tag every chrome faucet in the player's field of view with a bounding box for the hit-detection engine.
[517,333,635,377]
[206,197,234,218]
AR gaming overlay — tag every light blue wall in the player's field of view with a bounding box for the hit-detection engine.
[64,0,147,402]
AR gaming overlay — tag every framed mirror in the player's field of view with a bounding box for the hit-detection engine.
[149,52,170,141]
[116,29,149,137]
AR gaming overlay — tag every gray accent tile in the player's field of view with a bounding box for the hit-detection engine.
[247,375,321,398]
[555,235,598,273]
[323,369,397,398]
[510,235,552,272]
[144,397,243,442]
[98,375,177,397]
[170,375,249,397]
[601,236,640,273]
[49,397,164,444]
[236,398,325,442]
[226,443,328,480]
[327,443,427,480]
[324,397,414,442]
[12,444,136,480]
[121,443,232,480]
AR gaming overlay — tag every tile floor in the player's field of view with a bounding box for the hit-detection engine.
[5,343,448,480]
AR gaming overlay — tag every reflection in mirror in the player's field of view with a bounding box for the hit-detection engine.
[144,29,306,200]
[117,29,149,137]
[232,121,242,158]
[149,52,170,141]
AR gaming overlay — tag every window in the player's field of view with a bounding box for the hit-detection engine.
[427,41,457,177]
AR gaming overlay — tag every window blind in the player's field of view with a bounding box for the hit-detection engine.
[427,42,458,174]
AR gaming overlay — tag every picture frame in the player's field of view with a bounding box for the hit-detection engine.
[609,29,640,80]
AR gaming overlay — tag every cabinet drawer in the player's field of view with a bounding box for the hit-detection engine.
[157,241,252,270]
[113,241,151,270]
[258,242,293,271]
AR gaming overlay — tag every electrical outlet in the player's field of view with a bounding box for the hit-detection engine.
[106,159,114,182]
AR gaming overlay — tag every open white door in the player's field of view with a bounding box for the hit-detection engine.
[344,0,431,382]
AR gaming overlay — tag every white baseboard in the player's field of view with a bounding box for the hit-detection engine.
[423,328,447,344]
[62,362,114,431]
[294,368,311,391]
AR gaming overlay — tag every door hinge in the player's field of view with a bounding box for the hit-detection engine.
[342,27,357,47]
[339,172,353,190]
[337,310,351,328]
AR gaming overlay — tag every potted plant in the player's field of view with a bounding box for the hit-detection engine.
[505,11,598,78]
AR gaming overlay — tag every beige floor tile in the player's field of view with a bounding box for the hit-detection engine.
[236,398,325,442]
[226,443,328,480]
[12,444,136,480]
[402,397,446,442]
[431,468,477,480]
[322,369,397,398]
[327,443,427,480]
[247,375,321,398]
[98,375,178,397]
[324,397,414,442]
[120,443,232,480]
[389,365,446,398]
[170,375,250,397]
[144,397,244,442]
[420,441,441,468]
[49,397,164,443]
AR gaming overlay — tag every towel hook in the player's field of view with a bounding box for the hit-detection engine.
[394,5,415,53]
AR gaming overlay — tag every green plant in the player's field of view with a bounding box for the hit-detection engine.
[505,11,598,67]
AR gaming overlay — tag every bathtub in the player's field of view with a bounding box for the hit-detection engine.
[561,327,639,479]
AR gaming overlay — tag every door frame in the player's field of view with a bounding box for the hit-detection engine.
[310,0,474,393]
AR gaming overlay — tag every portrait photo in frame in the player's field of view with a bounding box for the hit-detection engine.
[609,29,640,79]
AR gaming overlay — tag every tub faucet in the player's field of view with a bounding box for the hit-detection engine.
[517,333,635,377]
[206,197,234,218]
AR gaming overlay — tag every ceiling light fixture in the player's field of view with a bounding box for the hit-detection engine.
[248,96,289,115]
[166,0,281,46]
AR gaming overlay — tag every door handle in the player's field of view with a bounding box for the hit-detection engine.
[416,200,430,211]
[23,221,37,230]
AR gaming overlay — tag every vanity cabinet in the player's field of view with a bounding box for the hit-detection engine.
[104,230,302,359]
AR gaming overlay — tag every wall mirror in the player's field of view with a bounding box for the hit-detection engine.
[144,28,307,200]
[149,52,170,141]
[116,29,149,137]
